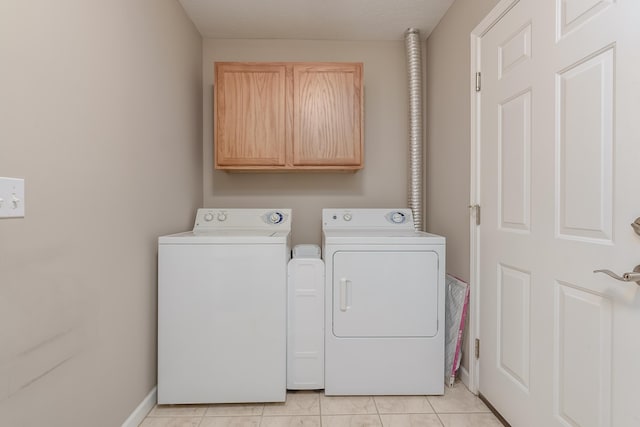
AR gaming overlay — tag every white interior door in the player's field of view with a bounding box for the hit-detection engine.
[476,1,640,426]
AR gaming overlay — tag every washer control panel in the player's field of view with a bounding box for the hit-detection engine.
[323,209,415,229]
[194,208,291,231]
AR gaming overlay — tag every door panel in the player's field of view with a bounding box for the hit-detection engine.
[498,264,531,391]
[556,47,613,242]
[498,22,532,79]
[332,251,438,337]
[557,0,614,38]
[555,282,612,427]
[499,90,531,232]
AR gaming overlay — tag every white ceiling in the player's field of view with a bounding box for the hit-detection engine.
[178,0,455,41]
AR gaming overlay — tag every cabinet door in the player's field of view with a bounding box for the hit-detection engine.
[293,63,363,167]
[215,63,286,167]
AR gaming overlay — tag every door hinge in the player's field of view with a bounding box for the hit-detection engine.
[475,338,480,359]
[475,72,481,92]
[469,204,481,225]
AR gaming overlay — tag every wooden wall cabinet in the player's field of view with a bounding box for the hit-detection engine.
[214,62,363,171]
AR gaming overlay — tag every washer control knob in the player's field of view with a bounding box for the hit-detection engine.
[217,212,227,221]
[391,212,406,224]
[203,212,214,222]
[343,213,352,221]
[269,211,284,224]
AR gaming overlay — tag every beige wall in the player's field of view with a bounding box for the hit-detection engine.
[203,39,410,245]
[425,0,499,281]
[425,0,499,373]
[0,1,202,426]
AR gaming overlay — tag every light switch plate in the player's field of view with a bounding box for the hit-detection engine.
[0,177,25,218]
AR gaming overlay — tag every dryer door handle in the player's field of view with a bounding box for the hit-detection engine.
[340,278,352,311]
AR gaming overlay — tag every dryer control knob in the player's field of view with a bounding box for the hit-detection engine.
[343,213,352,221]
[204,212,214,222]
[217,213,227,221]
[391,212,406,224]
[269,211,284,224]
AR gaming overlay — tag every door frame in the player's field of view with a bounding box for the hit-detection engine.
[468,0,520,394]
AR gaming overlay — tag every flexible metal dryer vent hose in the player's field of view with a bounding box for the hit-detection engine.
[404,28,424,231]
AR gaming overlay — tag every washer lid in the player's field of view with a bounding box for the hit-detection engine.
[159,229,290,244]
[323,229,445,245]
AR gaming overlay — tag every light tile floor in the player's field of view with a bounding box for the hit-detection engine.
[140,382,504,427]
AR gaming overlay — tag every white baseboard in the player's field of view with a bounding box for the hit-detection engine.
[122,386,157,427]
[459,365,470,389]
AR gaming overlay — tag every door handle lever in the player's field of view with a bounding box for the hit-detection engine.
[594,265,640,286]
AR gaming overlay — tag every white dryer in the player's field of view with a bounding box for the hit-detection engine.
[322,208,445,395]
[158,208,291,404]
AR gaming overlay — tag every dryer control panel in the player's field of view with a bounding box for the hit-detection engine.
[322,209,415,230]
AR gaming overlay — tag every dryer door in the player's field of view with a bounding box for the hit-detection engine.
[332,250,439,338]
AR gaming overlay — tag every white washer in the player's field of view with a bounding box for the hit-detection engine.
[158,208,291,404]
[322,208,445,395]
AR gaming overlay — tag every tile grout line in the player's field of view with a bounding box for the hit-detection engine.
[429,395,445,426]
[373,396,384,426]
[425,395,436,414]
